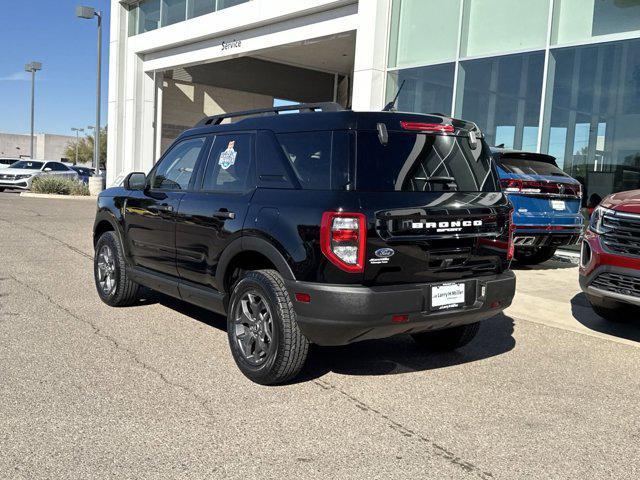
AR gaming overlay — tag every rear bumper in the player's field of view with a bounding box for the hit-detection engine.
[285,271,516,346]
[513,225,582,248]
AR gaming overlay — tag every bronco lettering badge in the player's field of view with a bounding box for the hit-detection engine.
[410,219,483,233]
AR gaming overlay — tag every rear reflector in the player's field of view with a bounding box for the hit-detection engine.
[295,293,311,303]
[391,314,409,323]
[400,121,455,133]
[507,210,515,261]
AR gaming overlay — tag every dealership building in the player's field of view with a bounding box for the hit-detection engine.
[109,0,640,200]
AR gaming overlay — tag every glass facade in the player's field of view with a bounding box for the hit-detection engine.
[387,0,640,198]
[128,0,250,36]
[457,52,544,150]
[388,0,461,68]
[461,0,550,58]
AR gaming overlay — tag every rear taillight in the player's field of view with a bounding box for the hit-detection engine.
[507,210,515,261]
[400,121,455,133]
[320,212,367,273]
[500,178,581,198]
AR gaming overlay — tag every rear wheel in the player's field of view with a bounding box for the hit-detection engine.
[94,231,140,307]
[514,246,556,265]
[0,188,4,192]
[411,322,480,351]
[227,269,309,385]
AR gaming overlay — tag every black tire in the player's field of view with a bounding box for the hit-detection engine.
[514,246,557,265]
[227,269,309,385]
[411,322,480,351]
[0,188,4,192]
[94,231,140,307]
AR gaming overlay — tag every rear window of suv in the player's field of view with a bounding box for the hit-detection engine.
[356,132,499,192]
[498,157,569,177]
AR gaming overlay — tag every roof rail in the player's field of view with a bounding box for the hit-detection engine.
[195,102,345,127]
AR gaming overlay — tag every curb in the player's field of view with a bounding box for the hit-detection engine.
[20,192,97,201]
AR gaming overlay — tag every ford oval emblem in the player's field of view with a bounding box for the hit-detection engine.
[375,248,395,258]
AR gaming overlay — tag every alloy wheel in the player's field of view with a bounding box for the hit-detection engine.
[97,244,116,295]
[233,291,274,366]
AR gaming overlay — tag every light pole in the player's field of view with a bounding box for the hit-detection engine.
[71,127,84,164]
[76,6,102,176]
[25,61,42,159]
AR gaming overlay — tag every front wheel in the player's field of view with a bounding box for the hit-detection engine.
[514,246,556,265]
[227,269,309,385]
[411,322,480,351]
[94,231,140,307]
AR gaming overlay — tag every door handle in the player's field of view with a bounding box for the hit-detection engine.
[213,209,236,220]
[149,204,173,213]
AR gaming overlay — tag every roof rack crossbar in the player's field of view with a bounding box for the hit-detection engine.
[195,102,345,127]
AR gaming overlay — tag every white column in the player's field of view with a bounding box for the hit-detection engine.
[351,0,391,111]
[106,0,127,187]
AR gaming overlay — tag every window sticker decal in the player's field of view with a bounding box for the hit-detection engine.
[219,140,237,170]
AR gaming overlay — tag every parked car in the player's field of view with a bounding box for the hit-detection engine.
[71,166,95,184]
[0,160,79,191]
[492,148,583,264]
[579,189,640,321]
[93,103,517,384]
[0,157,20,170]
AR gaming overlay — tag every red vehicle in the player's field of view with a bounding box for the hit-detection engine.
[580,190,640,320]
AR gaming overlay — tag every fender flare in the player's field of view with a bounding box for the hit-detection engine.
[216,236,295,292]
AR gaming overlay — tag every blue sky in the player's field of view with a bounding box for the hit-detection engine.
[0,1,110,136]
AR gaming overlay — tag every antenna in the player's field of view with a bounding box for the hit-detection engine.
[382,80,406,112]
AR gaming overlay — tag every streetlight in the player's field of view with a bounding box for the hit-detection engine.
[71,127,84,164]
[25,61,42,159]
[76,5,102,176]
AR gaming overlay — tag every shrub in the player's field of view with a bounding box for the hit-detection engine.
[31,176,90,196]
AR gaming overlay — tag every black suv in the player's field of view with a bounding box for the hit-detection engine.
[93,103,516,384]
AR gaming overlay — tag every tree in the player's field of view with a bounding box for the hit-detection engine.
[64,127,107,167]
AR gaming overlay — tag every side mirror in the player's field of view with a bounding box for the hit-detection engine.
[43,167,52,172]
[124,172,147,190]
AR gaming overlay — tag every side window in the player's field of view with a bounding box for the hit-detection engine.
[150,137,205,190]
[52,163,69,171]
[202,134,254,192]
[276,132,332,190]
[44,162,67,171]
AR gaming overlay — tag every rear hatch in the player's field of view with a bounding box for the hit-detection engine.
[354,117,512,286]
[496,152,582,227]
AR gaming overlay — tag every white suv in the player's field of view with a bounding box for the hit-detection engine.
[0,160,79,191]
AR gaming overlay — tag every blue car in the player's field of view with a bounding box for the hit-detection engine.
[492,148,584,264]
[70,166,95,184]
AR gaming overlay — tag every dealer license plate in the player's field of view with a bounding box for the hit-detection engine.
[431,283,465,310]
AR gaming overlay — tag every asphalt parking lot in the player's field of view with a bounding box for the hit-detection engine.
[1,192,639,479]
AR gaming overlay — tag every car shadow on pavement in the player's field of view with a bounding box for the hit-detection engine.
[151,292,515,383]
[511,259,577,271]
[297,314,516,381]
[570,293,640,343]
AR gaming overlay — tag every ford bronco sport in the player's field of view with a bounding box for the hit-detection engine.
[93,103,516,385]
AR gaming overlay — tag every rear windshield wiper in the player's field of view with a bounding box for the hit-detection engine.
[414,176,458,190]
[416,176,457,185]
